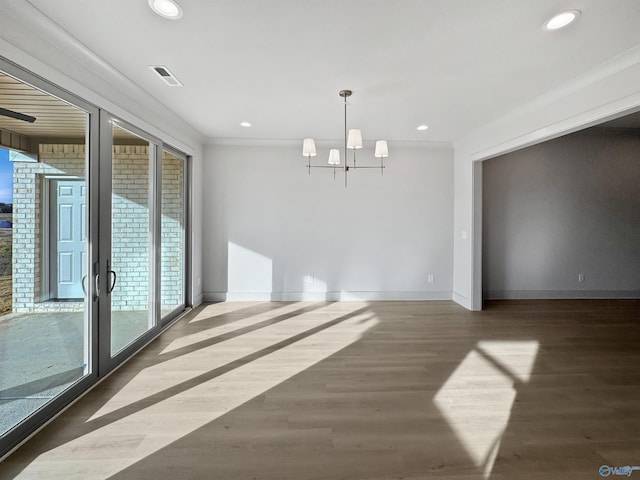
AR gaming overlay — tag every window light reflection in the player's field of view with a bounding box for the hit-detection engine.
[434,340,539,478]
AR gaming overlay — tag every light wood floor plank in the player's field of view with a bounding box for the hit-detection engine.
[2,299,639,479]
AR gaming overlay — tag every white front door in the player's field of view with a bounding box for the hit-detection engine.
[51,179,86,299]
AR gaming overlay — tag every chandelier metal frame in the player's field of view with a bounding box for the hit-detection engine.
[302,90,389,187]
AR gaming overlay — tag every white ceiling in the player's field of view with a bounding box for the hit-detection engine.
[24,0,640,143]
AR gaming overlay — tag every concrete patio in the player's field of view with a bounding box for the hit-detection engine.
[0,310,148,435]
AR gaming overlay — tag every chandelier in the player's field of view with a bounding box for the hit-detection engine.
[302,90,389,187]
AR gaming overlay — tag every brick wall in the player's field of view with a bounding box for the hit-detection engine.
[12,144,184,314]
[110,145,150,311]
[161,152,185,313]
[12,144,85,312]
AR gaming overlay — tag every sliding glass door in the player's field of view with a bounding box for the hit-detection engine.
[99,116,164,369]
[108,123,157,356]
[0,62,99,449]
[98,117,189,370]
[1,58,190,458]
[161,148,187,321]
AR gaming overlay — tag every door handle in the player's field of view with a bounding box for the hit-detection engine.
[90,262,100,301]
[106,259,117,294]
[108,270,117,293]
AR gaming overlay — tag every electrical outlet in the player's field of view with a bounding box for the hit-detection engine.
[427,274,434,283]
[578,273,585,283]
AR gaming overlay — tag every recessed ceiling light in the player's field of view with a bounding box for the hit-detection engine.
[544,10,580,30]
[148,0,183,20]
[240,122,252,127]
[417,125,429,131]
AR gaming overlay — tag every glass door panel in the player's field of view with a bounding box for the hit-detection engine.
[109,124,155,355]
[0,70,93,436]
[160,150,185,319]
[0,61,190,459]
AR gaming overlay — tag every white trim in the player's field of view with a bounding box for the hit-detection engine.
[206,137,453,149]
[41,176,51,302]
[193,292,204,307]
[452,291,471,309]
[0,5,204,153]
[203,292,227,302]
[207,138,302,147]
[470,92,640,162]
[205,291,453,302]
[485,290,640,300]
[471,161,483,311]
[456,44,640,155]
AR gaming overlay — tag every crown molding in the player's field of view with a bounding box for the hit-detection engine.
[455,44,640,160]
[0,0,205,151]
[206,137,452,150]
[469,92,640,162]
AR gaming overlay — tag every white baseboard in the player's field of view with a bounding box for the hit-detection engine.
[484,290,640,300]
[452,291,471,309]
[203,291,452,302]
[192,292,204,307]
[203,292,228,302]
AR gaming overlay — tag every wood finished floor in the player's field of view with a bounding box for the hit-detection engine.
[2,300,640,479]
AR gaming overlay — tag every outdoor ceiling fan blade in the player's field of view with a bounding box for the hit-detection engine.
[0,107,36,123]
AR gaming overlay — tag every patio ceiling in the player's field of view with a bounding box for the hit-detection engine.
[0,72,86,139]
[0,73,144,146]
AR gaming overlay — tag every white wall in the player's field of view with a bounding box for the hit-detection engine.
[483,128,640,299]
[453,45,640,310]
[203,142,453,301]
[5,1,640,310]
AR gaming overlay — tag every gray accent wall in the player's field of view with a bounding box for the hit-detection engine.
[483,128,640,299]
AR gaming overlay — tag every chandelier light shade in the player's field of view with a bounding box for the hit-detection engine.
[374,140,389,158]
[303,138,317,157]
[347,129,363,149]
[374,140,389,175]
[302,90,389,186]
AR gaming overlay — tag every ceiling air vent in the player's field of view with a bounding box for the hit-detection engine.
[149,65,183,86]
